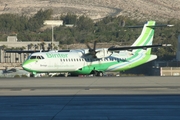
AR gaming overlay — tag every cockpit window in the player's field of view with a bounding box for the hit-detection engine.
[30,56,37,59]
[41,56,44,59]
[29,56,44,59]
[37,56,42,59]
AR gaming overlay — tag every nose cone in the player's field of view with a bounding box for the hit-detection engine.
[22,63,30,71]
[22,60,35,72]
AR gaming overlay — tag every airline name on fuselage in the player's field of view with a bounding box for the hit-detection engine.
[46,53,68,58]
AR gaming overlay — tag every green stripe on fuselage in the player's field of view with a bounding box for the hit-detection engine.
[72,61,124,75]
[138,21,155,45]
[23,59,37,66]
[114,54,151,72]
[135,30,154,54]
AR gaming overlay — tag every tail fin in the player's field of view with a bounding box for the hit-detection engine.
[131,21,156,54]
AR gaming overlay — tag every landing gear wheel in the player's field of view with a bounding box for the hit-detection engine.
[93,71,98,76]
[64,72,68,77]
[93,71,103,77]
[98,72,103,77]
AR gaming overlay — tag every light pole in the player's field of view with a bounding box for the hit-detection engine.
[51,25,54,50]
[44,20,63,50]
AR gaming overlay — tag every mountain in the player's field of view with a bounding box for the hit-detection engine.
[0,0,179,21]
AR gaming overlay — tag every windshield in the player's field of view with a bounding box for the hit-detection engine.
[29,55,44,59]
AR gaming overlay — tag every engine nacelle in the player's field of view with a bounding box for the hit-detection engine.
[95,48,112,59]
[70,49,89,54]
[70,48,112,58]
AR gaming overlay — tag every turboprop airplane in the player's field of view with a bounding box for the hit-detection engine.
[6,21,172,76]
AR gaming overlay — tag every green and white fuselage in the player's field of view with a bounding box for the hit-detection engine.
[22,50,156,75]
[22,21,158,75]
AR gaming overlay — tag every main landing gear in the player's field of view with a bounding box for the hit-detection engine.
[93,70,104,77]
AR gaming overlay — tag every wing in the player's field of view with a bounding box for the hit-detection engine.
[5,50,40,54]
[108,44,172,51]
[5,49,70,53]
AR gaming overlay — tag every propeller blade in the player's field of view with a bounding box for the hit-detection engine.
[85,41,98,58]
[93,41,97,51]
[86,43,92,50]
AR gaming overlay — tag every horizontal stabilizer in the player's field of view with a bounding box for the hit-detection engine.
[126,24,174,28]
[146,24,174,28]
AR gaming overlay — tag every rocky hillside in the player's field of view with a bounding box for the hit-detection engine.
[0,0,180,21]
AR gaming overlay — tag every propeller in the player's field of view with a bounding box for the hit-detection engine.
[86,41,97,58]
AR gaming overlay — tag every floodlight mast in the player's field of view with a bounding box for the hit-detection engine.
[43,20,63,50]
[51,25,54,50]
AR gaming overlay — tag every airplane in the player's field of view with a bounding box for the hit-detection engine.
[5,21,172,77]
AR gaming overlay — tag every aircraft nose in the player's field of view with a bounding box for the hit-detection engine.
[22,63,31,71]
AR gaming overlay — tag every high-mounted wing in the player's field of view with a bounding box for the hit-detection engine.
[126,24,174,28]
[5,49,70,54]
[83,40,172,58]
[108,44,172,51]
[5,50,41,54]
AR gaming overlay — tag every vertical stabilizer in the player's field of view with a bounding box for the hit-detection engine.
[131,21,156,54]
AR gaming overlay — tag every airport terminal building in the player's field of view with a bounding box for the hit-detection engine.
[0,36,59,69]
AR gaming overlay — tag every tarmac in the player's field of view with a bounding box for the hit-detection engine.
[0,76,180,96]
[0,76,180,120]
